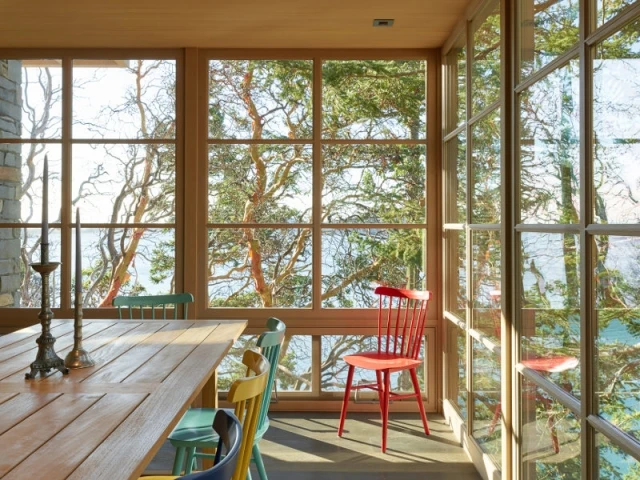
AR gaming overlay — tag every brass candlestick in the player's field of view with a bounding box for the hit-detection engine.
[26,258,69,379]
[64,290,94,369]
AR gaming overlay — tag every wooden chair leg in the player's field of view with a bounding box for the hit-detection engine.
[488,402,502,435]
[409,368,429,436]
[338,365,355,437]
[381,370,391,453]
[252,443,268,480]
[184,447,197,474]
[172,446,186,476]
[376,370,384,416]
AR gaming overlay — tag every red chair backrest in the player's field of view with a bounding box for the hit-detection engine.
[374,286,432,360]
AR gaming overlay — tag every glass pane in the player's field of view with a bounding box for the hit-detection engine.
[209,60,312,140]
[73,60,176,139]
[322,60,426,140]
[278,335,312,392]
[597,0,637,26]
[72,144,175,224]
[595,235,640,441]
[472,340,501,467]
[219,334,312,393]
[208,144,312,224]
[447,229,467,321]
[593,19,640,224]
[472,109,501,224]
[520,0,579,79]
[472,1,501,114]
[321,335,425,393]
[0,228,61,308]
[521,379,581,479]
[322,145,426,224]
[321,228,425,308]
[450,324,468,420]
[0,60,62,139]
[208,228,312,308]
[521,232,580,395]
[0,144,62,224]
[445,132,466,224]
[597,433,640,478]
[445,36,467,131]
[72,227,175,308]
[472,230,501,341]
[520,60,580,224]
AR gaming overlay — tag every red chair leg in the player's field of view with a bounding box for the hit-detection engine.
[409,368,429,436]
[338,365,355,437]
[488,402,502,435]
[381,370,391,453]
[376,370,384,416]
[541,396,559,453]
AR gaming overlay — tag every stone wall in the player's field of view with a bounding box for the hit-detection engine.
[0,60,22,307]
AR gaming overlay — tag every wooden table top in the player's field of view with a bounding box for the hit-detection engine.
[0,319,246,480]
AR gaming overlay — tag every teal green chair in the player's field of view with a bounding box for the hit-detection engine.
[168,317,286,480]
[112,293,194,319]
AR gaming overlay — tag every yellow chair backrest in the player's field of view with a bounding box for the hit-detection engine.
[228,349,270,480]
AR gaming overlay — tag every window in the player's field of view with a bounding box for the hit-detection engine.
[206,59,427,309]
[0,57,178,310]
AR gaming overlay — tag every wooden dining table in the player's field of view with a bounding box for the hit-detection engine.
[0,318,246,480]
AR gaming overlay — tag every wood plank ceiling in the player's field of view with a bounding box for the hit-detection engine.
[0,0,470,49]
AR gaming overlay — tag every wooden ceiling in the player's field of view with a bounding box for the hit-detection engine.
[0,0,470,49]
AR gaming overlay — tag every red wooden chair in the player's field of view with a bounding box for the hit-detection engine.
[337,286,432,452]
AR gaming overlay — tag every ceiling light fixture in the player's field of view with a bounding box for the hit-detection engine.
[373,19,394,27]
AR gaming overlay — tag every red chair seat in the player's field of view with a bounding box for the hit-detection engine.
[344,353,423,372]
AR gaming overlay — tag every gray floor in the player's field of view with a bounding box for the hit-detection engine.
[145,412,481,479]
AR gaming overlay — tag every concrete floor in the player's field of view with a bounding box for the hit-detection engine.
[145,412,481,479]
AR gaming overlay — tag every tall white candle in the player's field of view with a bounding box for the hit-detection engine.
[75,208,82,299]
[42,155,49,263]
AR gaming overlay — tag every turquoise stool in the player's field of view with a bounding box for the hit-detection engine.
[169,317,286,480]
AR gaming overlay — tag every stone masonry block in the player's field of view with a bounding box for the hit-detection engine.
[0,117,19,137]
[3,150,19,167]
[1,199,19,219]
[0,238,20,259]
[0,273,21,293]
[0,259,19,275]
[0,292,14,307]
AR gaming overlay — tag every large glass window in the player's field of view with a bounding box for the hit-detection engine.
[593,18,640,225]
[207,60,313,308]
[72,60,177,307]
[520,60,580,224]
[0,58,177,309]
[519,0,579,79]
[205,59,427,310]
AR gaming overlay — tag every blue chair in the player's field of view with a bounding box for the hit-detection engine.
[141,410,242,480]
[169,318,286,480]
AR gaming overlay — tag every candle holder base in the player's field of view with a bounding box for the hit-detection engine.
[26,341,69,379]
[64,348,95,369]
[26,261,69,379]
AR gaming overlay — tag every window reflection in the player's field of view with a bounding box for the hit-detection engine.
[593,18,640,224]
[521,379,581,479]
[520,60,580,224]
[595,235,640,442]
[520,0,579,79]
[521,232,580,395]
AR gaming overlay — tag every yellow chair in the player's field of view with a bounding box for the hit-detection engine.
[141,349,269,480]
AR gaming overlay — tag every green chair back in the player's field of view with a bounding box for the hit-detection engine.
[112,293,194,319]
[255,317,286,433]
